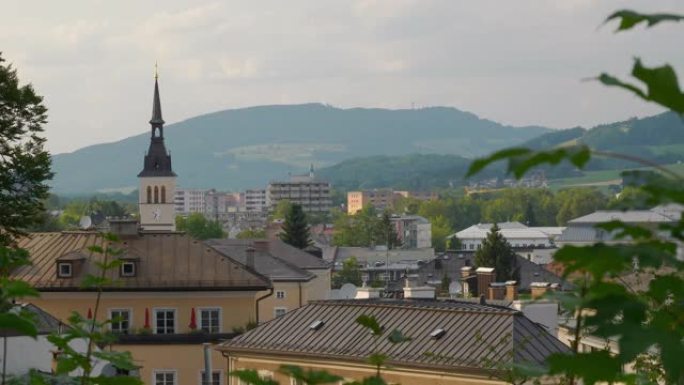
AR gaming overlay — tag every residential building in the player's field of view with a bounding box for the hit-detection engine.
[323,246,435,269]
[13,228,271,385]
[174,188,208,216]
[0,304,113,378]
[205,190,241,219]
[391,215,432,248]
[347,189,437,215]
[218,298,569,385]
[267,165,332,214]
[243,189,268,212]
[450,222,563,251]
[556,208,679,246]
[138,76,177,232]
[206,239,331,322]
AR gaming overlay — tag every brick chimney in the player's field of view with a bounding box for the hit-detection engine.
[530,282,550,299]
[108,218,139,237]
[505,280,518,301]
[475,267,495,298]
[488,282,506,300]
[459,266,475,297]
[253,240,269,252]
[245,246,255,269]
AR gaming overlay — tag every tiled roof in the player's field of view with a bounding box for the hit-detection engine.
[219,299,569,372]
[13,232,271,291]
[206,239,329,282]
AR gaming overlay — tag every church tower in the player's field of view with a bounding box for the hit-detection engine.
[138,72,177,231]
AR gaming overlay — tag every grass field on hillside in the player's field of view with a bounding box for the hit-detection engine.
[549,162,684,191]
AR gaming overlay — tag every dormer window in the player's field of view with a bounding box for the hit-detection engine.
[58,262,72,278]
[121,262,136,277]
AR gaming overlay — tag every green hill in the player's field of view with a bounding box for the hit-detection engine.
[316,154,490,191]
[50,104,549,193]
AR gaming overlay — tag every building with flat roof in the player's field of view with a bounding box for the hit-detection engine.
[267,165,332,214]
[347,189,437,215]
[242,189,268,212]
[174,188,208,216]
[450,222,564,251]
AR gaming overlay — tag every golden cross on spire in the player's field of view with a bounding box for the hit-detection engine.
[154,61,159,80]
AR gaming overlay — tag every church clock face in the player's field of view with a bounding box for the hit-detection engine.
[152,208,161,221]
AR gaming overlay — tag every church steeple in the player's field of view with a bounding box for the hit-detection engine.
[149,75,165,127]
[138,73,176,178]
[138,67,177,232]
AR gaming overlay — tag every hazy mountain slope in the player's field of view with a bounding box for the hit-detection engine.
[318,112,684,191]
[316,154,484,191]
[50,104,549,193]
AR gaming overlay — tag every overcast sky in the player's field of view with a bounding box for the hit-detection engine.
[2,0,683,154]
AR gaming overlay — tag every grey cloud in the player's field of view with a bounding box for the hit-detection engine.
[0,0,682,153]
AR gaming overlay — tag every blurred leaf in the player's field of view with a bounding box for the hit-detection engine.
[367,352,388,368]
[230,370,278,385]
[81,274,110,288]
[0,312,38,337]
[345,377,387,385]
[387,329,411,344]
[1,278,39,298]
[595,220,653,240]
[467,145,590,179]
[280,365,342,385]
[87,245,104,254]
[356,314,383,336]
[466,148,531,177]
[92,351,138,371]
[548,351,624,385]
[91,375,144,385]
[598,59,684,114]
[605,10,684,31]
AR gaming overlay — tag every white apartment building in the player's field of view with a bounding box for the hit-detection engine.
[267,166,332,214]
[391,215,432,249]
[450,222,562,251]
[243,189,268,212]
[174,188,208,216]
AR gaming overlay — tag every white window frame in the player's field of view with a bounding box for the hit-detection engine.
[57,262,72,278]
[153,308,177,335]
[199,370,222,385]
[120,261,136,277]
[275,290,286,299]
[109,308,132,334]
[198,307,222,333]
[153,370,177,385]
[274,307,288,318]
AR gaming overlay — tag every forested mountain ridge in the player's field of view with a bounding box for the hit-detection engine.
[50,103,549,193]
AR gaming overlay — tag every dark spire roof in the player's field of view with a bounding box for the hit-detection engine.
[138,74,176,178]
[149,76,165,126]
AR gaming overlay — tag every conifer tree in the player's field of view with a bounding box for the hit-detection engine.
[280,203,311,249]
[374,211,400,249]
[474,224,517,281]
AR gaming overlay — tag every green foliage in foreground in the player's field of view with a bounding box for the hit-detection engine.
[176,213,225,240]
[464,9,684,385]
